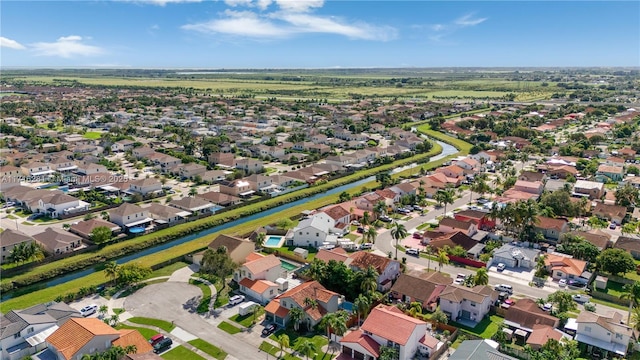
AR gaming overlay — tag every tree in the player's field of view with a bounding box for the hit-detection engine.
[470,177,490,203]
[360,265,379,296]
[124,345,137,354]
[353,294,371,326]
[306,259,326,282]
[98,305,108,319]
[109,313,120,327]
[546,290,577,314]
[373,201,387,219]
[90,226,112,244]
[432,309,448,324]
[364,226,377,244]
[338,191,351,202]
[616,183,639,207]
[296,339,318,360]
[492,323,508,344]
[597,248,636,276]
[277,334,290,357]
[474,267,489,286]
[100,211,110,221]
[104,261,119,286]
[201,246,238,290]
[116,263,151,286]
[378,346,399,360]
[361,211,371,227]
[631,306,640,331]
[434,189,455,216]
[376,172,392,189]
[188,187,198,197]
[289,307,305,332]
[390,222,408,260]
[620,281,640,324]
[436,249,450,272]
[304,297,318,310]
[255,232,265,250]
[321,311,348,341]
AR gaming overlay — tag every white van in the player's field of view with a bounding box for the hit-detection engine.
[494,284,513,294]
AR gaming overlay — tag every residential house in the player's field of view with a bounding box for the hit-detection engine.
[110,140,135,152]
[425,231,478,253]
[390,182,418,197]
[347,252,401,292]
[235,159,264,174]
[20,162,54,178]
[439,285,498,323]
[592,203,627,225]
[1,302,80,360]
[340,304,442,360]
[504,299,559,334]
[27,192,89,219]
[518,171,546,183]
[491,245,540,270]
[435,165,465,181]
[544,253,588,281]
[178,163,207,179]
[449,340,517,360]
[575,311,634,358]
[1,229,35,264]
[454,209,496,231]
[69,218,121,240]
[196,191,241,206]
[48,157,77,174]
[169,197,216,215]
[193,234,255,265]
[219,179,254,198]
[606,156,626,167]
[153,154,181,173]
[76,163,108,175]
[143,203,191,226]
[33,228,83,255]
[208,152,236,167]
[619,148,637,160]
[526,324,569,350]
[314,248,350,264]
[128,178,162,196]
[245,174,274,194]
[390,272,453,312]
[265,281,341,329]
[288,216,334,248]
[533,216,568,241]
[108,203,153,230]
[597,165,624,182]
[437,217,477,237]
[547,165,578,180]
[614,236,640,259]
[132,147,155,159]
[233,254,282,284]
[574,180,605,200]
[564,230,611,250]
[513,180,544,195]
[454,157,480,172]
[317,205,352,234]
[0,165,22,190]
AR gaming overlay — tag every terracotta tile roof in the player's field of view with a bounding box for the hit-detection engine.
[315,249,349,264]
[340,329,380,357]
[375,189,398,200]
[535,216,567,231]
[245,252,265,262]
[113,329,153,354]
[439,217,474,231]
[264,298,289,318]
[429,231,478,251]
[280,281,338,308]
[46,318,120,360]
[347,251,396,274]
[455,209,488,220]
[360,304,425,345]
[420,333,440,349]
[505,299,559,330]
[322,206,350,221]
[239,278,277,294]
[243,254,281,275]
[544,254,586,276]
[390,273,450,305]
[526,325,563,347]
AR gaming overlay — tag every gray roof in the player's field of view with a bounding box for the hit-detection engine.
[294,216,330,234]
[450,340,517,360]
[493,244,540,261]
[1,302,80,340]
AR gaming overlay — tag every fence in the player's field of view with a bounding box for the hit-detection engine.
[448,255,486,268]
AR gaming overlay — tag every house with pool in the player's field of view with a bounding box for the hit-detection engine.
[264,280,342,329]
[234,253,288,304]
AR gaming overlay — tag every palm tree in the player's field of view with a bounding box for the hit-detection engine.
[424,245,433,272]
[353,294,371,326]
[390,222,408,260]
[304,297,318,310]
[98,305,108,319]
[306,259,326,282]
[296,339,318,360]
[104,261,119,286]
[408,301,423,318]
[124,345,137,354]
[620,281,640,324]
[364,226,377,244]
[435,189,455,216]
[277,334,290,357]
[376,171,392,189]
[289,307,305,332]
[255,232,265,250]
[373,201,387,219]
[109,313,120,327]
[360,265,379,295]
[436,249,450,272]
[361,211,371,227]
[631,307,640,331]
[188,187,198,197]
[100,211,109,221]
[474,267,489,285]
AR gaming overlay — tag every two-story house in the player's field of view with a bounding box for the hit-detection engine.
[504,299,559,334]
[29,192,89,219]
[178,163,207,180]
[439,285,498,324]
[265,281,341,329]
[390,272,452,312]
[128,178,162,196]
[544,253,588,282]
[288,216,334,248]
[513,180,544,195]
[235,159,264,174]
[108,203,153,230]
[592,203,627,225]
[575,311,634,358]
[437,217,477,237]
[193,234,255,265]
[454,209,496,231]
[1,229,35,264]
[1,302,80,360]
[347,252,400,292]
[574,180,605,200]
[169,197,216,215]
[533,216,568,241]
[340,304,442,360]
[218,179,254,198]
[234,254,282,304]
[110,139,135,152]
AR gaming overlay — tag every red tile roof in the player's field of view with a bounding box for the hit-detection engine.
[544,254,587,276]
[113,330,153,354]
[341,330,380,357]
[239,278,278,294]
[526,325,563,347]
[47,318,120,360]
[360,304,425,346]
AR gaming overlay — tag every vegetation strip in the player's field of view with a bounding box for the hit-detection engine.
[187,339,228,360]
[127,316,176,332]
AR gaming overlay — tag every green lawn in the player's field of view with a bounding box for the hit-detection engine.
[188,339,227,360]
[344,233,360,242]
[189,279,212,313]
[161,345,206,360]
[451,315,503,338]
[115,324,158,340]
[270,329,330,360]
[148,261,189,278]
[217,321,241,334]
[83,131,103,140]
[128,317,176,332]
[113,308,125,315]
[588,298,629,311]
[272,246,318,262]
[598,280,625,297]
[229,306,265,327]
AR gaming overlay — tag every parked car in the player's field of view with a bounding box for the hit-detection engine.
[412,232,423,239]
[496,263,506,272]
[360,243,373,250]
[454,278,464,285]
[357,227,365,233]
[149,334,165,346]
[153,338,173,353]
[558,279,567,287]
[542,303,553,312]
[351,220,361,226]
[27,213,44,221]
[262,324,277,336]
[396,208,411,215]
[495,284,513,294]
[405,248,419,257]
[477,198,490,204]
[229,295,245,306]
[609,223,617,229]
[379,216,392,223]
[80,304,98,317]
[412,205,423,211]
[572,294,591,304]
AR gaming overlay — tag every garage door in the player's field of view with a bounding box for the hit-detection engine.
[461,310,471,320]
[341,346,364,360]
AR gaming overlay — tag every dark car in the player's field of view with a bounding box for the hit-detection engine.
[153,338,173,353]
[262,323,277,336]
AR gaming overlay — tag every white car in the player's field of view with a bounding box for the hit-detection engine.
[495,284,513,294]
[405,248,419,257]
[496,263,506,272]
[80,304,98,317]
[229,295,245,306]
[559,279,567,287]
[542,303,553,312]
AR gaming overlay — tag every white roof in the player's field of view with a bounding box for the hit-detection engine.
[25,325,58,346]
[125,217,153,227]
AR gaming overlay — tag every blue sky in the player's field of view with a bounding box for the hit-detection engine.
[2,1,639,68]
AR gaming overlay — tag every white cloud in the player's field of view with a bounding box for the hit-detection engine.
[183,1,396,41]
[1,36,25,50]
[455,13,487,27]
[31,35,104,58]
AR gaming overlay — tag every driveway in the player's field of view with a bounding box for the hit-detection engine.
[124,283,201,319]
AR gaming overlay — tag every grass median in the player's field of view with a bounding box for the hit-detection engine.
[188,339,228,360]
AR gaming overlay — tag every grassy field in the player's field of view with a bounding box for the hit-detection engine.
[83,131,102,139]
[148,261,189,278]
[217,321,242,334]
[161,345,206,360]
[128,317,176,332]
[187,339,228,360]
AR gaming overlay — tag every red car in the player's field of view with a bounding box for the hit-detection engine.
[412,232,423,239]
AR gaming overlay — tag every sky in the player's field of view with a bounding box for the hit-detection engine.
[1,0,639,68]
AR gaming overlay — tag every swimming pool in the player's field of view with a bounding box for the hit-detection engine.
[265,235,285,248]
[281,260,298,271]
